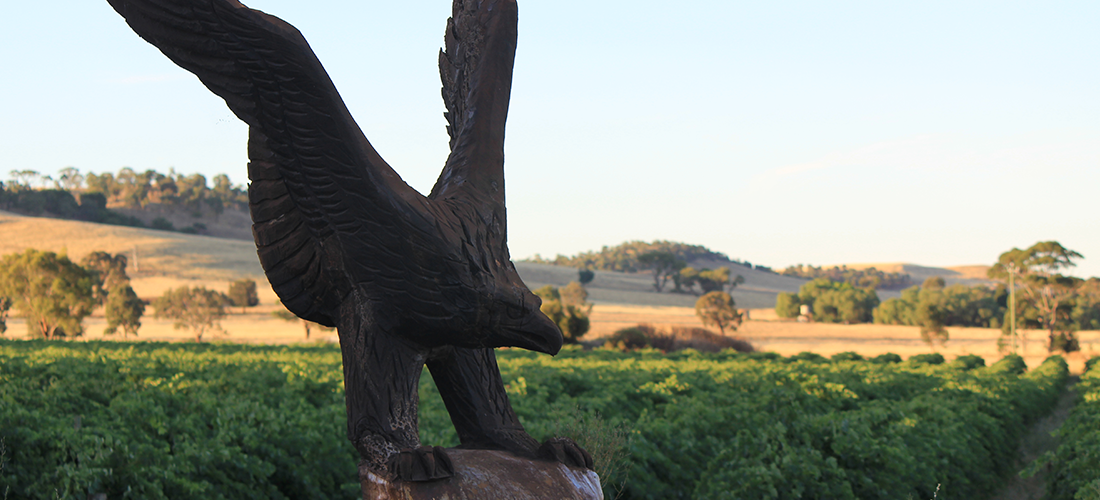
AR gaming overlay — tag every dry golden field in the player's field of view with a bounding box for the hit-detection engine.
[6,303,1091,373]
[589,305,1098,373]
[3,209,1077,371]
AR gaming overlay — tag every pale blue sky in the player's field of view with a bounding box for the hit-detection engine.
[2,1,1098,276]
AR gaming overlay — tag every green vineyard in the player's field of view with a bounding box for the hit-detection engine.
[0,340,1080,499]
[1040,358,1100,499]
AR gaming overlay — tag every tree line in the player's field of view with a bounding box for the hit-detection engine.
[775,278,881,324]
[0,249,263,342]
[779,264,912,290]
[527,240,775,274]
[1,167,249,230]
[775,241,1099,354]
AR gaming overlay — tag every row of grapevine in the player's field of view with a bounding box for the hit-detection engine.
[0,341,1069,499]
[1040,356,1100,499]
[482,348,1067,499]
[0,341,358,499]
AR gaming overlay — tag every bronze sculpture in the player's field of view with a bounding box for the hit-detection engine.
[107,0,593,482]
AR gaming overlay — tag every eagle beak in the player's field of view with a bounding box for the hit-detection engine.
[496,310,563,355]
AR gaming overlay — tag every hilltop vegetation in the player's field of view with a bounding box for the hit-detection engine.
[1,167,248,236]
[776,242,1100,355]
[780,263,912,290]
[527,240,771,273]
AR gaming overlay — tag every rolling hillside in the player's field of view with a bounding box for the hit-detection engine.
[0,210,995,310]
[516,261,808,309]
[842,262,993,287]
[0,210,266,301]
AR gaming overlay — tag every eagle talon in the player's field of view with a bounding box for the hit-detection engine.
[388,446,455,482]
[538,437,594,470]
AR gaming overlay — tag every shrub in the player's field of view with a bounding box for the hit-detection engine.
[830,351,864,362]
[605,327,649,351]
[788,351,828,363]
[603,324,753,353]
[667,326,753,353]
[908,353,945,365]
[949,354,986,371]
[870,353,903,364]
[989,354,1028,375]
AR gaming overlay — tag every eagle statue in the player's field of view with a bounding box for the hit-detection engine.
[106,0,593,481]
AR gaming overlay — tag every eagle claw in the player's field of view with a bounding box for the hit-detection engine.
[538,437,594,470]
[388,446,455,482]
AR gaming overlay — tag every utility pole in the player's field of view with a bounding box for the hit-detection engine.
[1009,268,1016,353]
[1006,262,1019,354]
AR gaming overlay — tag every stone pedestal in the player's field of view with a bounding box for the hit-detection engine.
[360,449,603,500]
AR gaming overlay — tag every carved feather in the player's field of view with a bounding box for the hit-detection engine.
[106,0,452,327]
[108,0,555,352]
[431,0,518,249]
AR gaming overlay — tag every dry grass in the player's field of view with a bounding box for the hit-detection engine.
[3,210,1082,372]
[590,304,1099,373]
[4,303,334,345]
[0,210,263,282]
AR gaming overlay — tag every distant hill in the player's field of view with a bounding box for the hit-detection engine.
[517,261,807,309]
[842,262,994,287]
[0,212,802,309]
[0,211,998,310]
[110,204,253,241]
[0,210,266,302]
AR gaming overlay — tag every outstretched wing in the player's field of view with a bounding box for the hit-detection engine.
[107,0,442,326]
[431,0,518,246]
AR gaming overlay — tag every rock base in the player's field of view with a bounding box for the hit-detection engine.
[360,449,603,500]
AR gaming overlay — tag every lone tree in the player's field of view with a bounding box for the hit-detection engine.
[227,278,259,313]
[989,241,1084,353]
[153,286,228,342]
[695,291,742,335]
[0,249,98,339]
[82,251,144,337]
[104,285,145,338]
[915,277,949,349]
[637,251,685,293]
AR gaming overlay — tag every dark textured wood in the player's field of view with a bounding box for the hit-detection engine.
[108,0,594,484]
